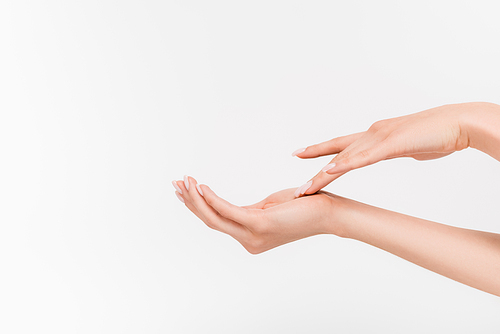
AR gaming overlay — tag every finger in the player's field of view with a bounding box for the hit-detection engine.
[300,135,388,196]
[238,195,269,210]
[201,184,260,228]
[301,170,346,196]
[242,200,266,210]
[184,177,249,239]
[322,140,391,176]
[293,132,364,159]
[298,143,361,196]
[173,180,204,220]
[302,145,447,196]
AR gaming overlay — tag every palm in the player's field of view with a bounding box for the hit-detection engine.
[245,188,333,210]
[177,177,339,254]
[241,188,337,251]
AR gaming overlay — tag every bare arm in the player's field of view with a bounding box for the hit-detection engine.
[174,179,500,296]
[462,102,500,161]
[337,196,500,296]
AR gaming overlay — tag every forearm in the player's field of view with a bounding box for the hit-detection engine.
[334,197,500,296]
[461,102,500,161]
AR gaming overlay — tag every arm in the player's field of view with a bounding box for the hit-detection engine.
[462,102,500,161]
[292,102,500,197]
[337,196,500,297]
[174,178,500,296]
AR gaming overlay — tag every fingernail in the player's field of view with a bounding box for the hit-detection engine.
[300,180,313,195]
[292,147,306,157]
[175,192,184,203]
[322,163,336,173]
[294,180,313,198]
[172,180,183,194]
[184,175,190,190]
[196,184,204,196]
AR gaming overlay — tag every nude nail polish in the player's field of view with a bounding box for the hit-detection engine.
[196,184,204,196]
[322,163,336,172]
[294,180,313,198]
[175,192,184,203]
[184,175,190,191]
[292,147,306,157]
[300,180,313,195]
[172,180,183,194]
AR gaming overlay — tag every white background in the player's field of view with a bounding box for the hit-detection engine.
[1,0,500,332]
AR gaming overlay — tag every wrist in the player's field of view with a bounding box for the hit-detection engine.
[460,102,500,159]
[323,194,362,239]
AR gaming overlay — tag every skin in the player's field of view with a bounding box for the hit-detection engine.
[296,102,500,196]
[174,101,500,296]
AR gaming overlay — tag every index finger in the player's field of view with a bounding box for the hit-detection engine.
[298,143,358,196]
[302,170,346,196]
[294,132,364,159]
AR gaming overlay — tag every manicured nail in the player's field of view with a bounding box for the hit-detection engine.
[184,175,190,190]
[300,180,313,195]
[172,180,183,194]
[294,180,313,198]
[292,147,306,157]
[294,182,307,197]
[322,163,336,173]
[196,184,204,196]
[175,192,184,203]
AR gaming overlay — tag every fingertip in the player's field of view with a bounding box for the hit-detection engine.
[292,147,307,157]
[294,180,313,198]
[199,183,211,194]
[197,184,218,202]
[183,175,190,191]
[301,181,313,195]
[175,191,185,203]
[196,183,204,196]
[172,180,183,194]
[303,185,320,195]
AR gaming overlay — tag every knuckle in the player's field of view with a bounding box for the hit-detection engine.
[386,128,403,140]
[338,150,350,160]
[358,149,371,159]
[340,156,350,167]
[369,119,388,132]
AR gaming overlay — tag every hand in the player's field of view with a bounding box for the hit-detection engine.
[172,177,500,296]
[173,177,345,254]
[293,103,476,196]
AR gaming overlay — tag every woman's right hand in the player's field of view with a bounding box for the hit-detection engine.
[293,102,486,197]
